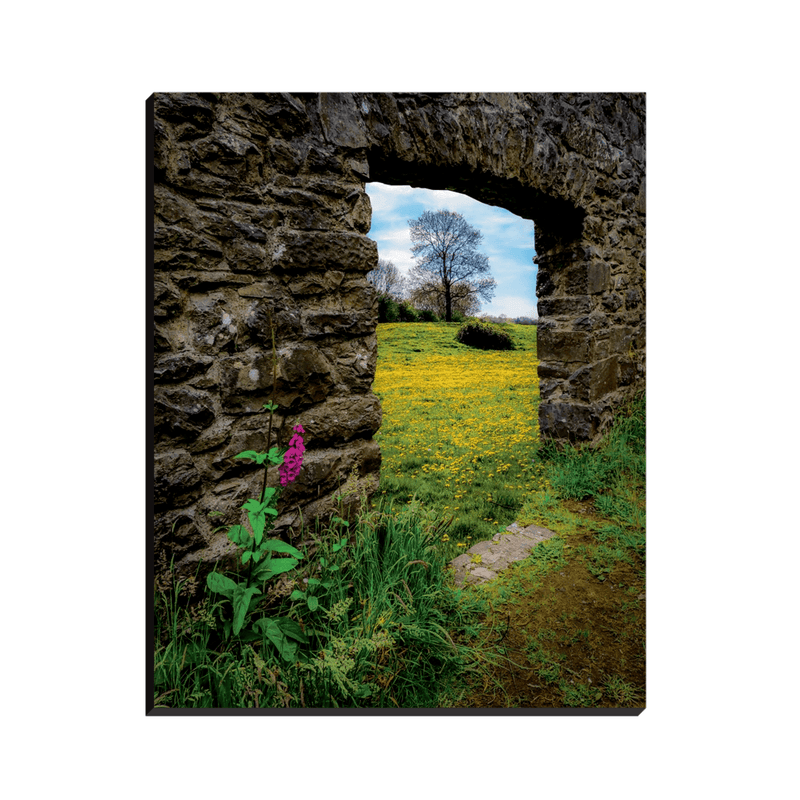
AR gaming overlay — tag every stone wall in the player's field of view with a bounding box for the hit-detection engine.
[150,92,645,586]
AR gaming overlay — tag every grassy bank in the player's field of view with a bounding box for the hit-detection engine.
[153,498,492,708]
[457,392,646,707]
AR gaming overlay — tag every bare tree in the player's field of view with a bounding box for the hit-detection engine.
[408,278,481,318]
[366,258,406,299]
[407,210,496,322]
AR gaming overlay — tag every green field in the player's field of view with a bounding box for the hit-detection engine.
[373,322,546,559]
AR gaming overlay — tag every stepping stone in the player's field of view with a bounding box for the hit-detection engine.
[449,522,557,587]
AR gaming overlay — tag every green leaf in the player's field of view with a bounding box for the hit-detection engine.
[272,616,310,643]
[332,538,347,553]
[232,586,261,636]
[234,451,260,461]
[227,525,252,549]
[307,595,319,612]
[272,617,309,644]
[241,550,252,564]
[263,486,278,500]
[289,589,306,601]
[266,558,299,577]
[253,618,298,662]
[206,572,239,600]
[243,500,267,546]
[266,448,283,465]
[250,563,274,583]
[307,578,322,587]
[260,540,303,559]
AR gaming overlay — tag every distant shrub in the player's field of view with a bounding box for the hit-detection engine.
[456,319,515,350]
[397,302,419,323]
[418,309,439,322]
[451,309,466,323]
[378,294,400,323]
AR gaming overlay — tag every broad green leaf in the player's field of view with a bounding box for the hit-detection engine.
[273,616,310,643]
[265,558,299,576]
[332,538,347,553]
[227,525,251,549]
[307,595,319,612]
[206,572,238,600]
[250,558,275,583]
[253,618,298,663]
[249,511,266,546]
[260,540,303,559]
[266,448,283,465]
[234,451,260,461]
[307,577,322,587]
[254,453,268,465]
[289,589,306,601]
[232,586,261,636]
[241,550,252,564]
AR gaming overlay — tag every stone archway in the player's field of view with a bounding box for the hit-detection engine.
[151,92,645,584]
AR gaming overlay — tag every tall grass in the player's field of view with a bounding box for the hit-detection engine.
[517,392,646,580]
[153,497,489,708]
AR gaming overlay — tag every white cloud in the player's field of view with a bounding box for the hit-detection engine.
[366,182,537,316]
[482,294,539,319]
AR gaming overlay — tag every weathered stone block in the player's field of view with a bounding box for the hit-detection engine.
[539,402,597,443]
[537,296,591,317]
[272,230,377,274]
[592,357,619,400]
[301,309,375,338]
[154,387,216,439]
[319,93,369,149]
[588,263,611,294]
[218,344,334,413]
[602,292,623,312]
[537,330,591,363]
[154,351,214,383]
[154,451,202,508]
[294,394,382,446]
[223,237,267,272]
[153,279,183,320]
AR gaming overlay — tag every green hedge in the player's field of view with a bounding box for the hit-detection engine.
[456,320,515,350]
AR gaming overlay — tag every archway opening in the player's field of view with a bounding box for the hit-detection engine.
[365,177,551,551]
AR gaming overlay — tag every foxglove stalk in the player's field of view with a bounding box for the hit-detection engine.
[279,424,306,486]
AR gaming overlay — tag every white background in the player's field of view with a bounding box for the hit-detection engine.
[4,2,797,798]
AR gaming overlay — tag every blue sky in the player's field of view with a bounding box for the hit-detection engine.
[365,182,538,319]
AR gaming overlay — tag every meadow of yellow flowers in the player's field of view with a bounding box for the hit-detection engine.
[372,322,548,556]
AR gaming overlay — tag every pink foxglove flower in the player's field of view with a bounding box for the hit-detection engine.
[279,424,306,486]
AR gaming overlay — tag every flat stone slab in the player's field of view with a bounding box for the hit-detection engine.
[449,522,557,587]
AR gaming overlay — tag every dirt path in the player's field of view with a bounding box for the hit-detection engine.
[448,518,646,709]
